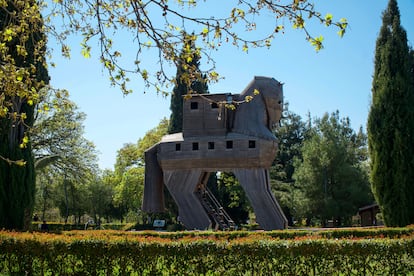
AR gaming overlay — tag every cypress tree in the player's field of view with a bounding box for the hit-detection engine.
[0,1,49,230]
[168,35,208,134]
[166,35,210,222]
[367,0,414,227]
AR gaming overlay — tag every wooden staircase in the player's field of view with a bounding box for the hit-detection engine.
[196,181,236,231]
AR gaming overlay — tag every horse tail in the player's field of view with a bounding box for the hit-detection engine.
[142,143,165,212]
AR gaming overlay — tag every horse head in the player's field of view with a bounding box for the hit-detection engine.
[232,76,283,139]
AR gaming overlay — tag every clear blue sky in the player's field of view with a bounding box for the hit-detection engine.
[46,0,414,170]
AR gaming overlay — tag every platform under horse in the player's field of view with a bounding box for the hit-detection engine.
[142,76,288,230]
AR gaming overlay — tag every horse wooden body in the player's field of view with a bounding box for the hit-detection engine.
[142,76,287,230]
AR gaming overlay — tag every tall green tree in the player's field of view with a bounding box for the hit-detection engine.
[57,177,87,224]
[114,167,145,222]
[87,176,114,225]
[114,143,141,175]
[32,89,97,174]
[32,89,98,223]
[270,103,308,225]
[168,35,208,134]
[112,119,171,222]
[367,0,414,227]
[294,112,372,226]
[34,166,57,221]
[0,1,49,230]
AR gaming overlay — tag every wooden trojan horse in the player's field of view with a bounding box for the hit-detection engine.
[142,76,288,230]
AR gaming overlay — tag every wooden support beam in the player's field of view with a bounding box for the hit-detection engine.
[163,169,211,230]
[234,168,287,230]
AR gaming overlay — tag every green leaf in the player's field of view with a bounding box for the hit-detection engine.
[293,16,305,29]
[15,160,27,166]
[245,95,253,102]
[141,69,148,80]
[310,35,324,51]
[81,48,91,58]
[337,29,346,38]
[325,13,333,26]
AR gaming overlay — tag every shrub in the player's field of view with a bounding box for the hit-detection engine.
[1,228,413,275]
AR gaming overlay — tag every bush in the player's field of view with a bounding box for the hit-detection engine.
[1,228,413,275]
[31,222,137,232]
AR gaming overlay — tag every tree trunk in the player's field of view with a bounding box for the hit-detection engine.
[63,178,69,224]
[0,113,36,230]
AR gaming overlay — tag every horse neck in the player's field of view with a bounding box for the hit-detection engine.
[232,91,274,139]
[237,88,262,119]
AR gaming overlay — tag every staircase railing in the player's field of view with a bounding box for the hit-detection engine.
[196,186,236,230]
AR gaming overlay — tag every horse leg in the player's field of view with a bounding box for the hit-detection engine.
[142,144,165,212]
[233,168,287,230]
[163,169,211,230]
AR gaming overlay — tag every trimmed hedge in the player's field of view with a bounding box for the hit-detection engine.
[31,222,138,232]
[1,228,413,275]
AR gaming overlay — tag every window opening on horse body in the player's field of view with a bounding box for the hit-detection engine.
[226,141,233,149]
[190,102,198,110]
[248,140,256,148]
[192,142,199,150]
